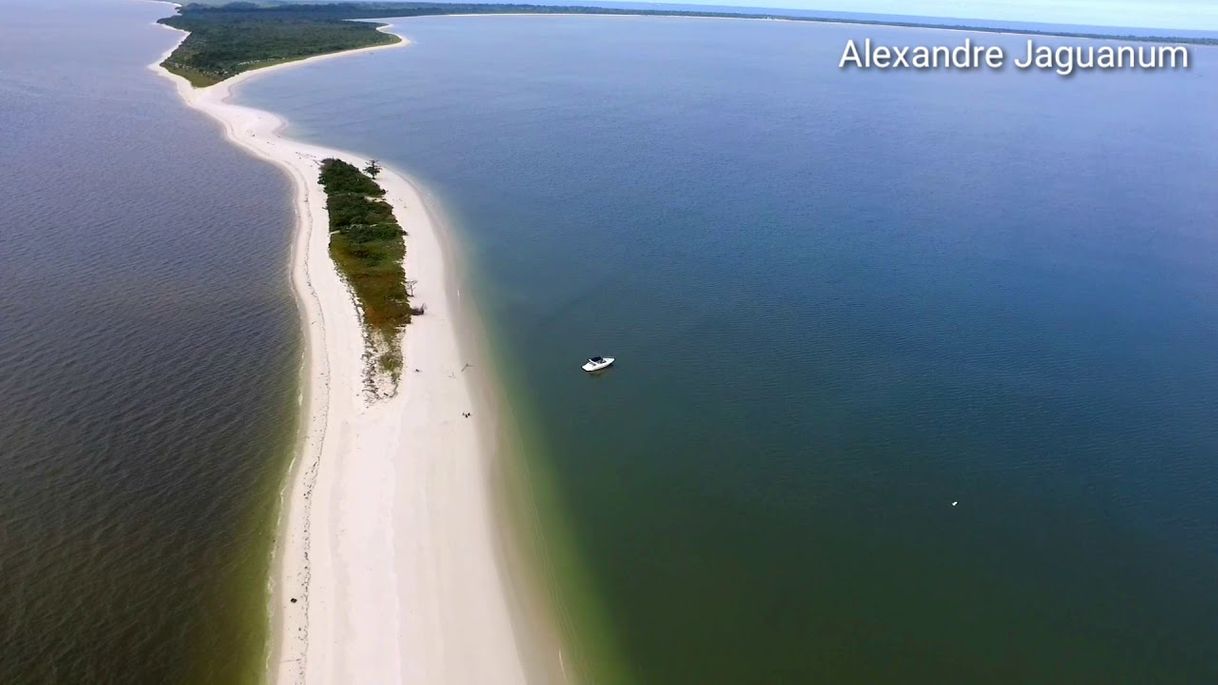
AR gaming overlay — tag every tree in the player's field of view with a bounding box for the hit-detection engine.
[364,159,382,178]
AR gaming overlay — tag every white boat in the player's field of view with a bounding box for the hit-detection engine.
[582,356,615,372]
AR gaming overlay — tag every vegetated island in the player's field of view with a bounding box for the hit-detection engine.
[158,1,788,86]
[318,158,418,394]
[157,2,1218,87]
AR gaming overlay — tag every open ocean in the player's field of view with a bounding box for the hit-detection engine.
[238,16,1218,683]
[1,1,299,682]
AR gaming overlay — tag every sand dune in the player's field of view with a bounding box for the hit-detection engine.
[152,23,532,684]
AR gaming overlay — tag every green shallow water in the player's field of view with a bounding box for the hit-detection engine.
[240,18,1218,681]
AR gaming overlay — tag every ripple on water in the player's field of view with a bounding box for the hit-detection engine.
[1,1,302,683]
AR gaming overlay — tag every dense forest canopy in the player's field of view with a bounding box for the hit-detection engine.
[156,1,796,86]
[158,2,1215,87]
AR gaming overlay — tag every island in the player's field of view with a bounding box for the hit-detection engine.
[157,2,800,86]
[159,2,1215,87]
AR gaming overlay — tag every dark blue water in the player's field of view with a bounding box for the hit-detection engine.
[240,16,1218,683]
[1,1,299,682]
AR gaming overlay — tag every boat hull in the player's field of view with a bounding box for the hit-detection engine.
[582,357,615,372]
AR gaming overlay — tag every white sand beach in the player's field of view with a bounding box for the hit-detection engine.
[151,23,535,684]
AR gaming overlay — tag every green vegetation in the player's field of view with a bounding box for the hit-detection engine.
[158,2,1218,87]
[156,2,798,86]
[159,4,402,87]
[318,158,417,391]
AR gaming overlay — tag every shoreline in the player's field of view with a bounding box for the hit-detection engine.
[150,19,547,684]
[142,11,1061,684]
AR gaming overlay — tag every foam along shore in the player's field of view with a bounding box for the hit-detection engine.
[150,22,533,684]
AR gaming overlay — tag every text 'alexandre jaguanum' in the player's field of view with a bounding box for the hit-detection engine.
[839,38,1190,76]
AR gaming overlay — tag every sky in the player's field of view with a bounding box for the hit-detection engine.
[670,0,1218,31]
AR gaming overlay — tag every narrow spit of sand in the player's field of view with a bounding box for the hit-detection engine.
[151,23,538,684]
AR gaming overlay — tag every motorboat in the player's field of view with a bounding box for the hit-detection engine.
[582,356,615,373]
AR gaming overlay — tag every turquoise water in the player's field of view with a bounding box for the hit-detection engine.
[1,1,299,682]
[243,16,1218,683]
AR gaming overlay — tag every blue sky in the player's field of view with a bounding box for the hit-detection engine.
[673,0,1218,31]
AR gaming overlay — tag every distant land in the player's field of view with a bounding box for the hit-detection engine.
[159,1,1217,87]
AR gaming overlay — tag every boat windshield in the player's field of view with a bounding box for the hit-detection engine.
[589,357,603,363]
